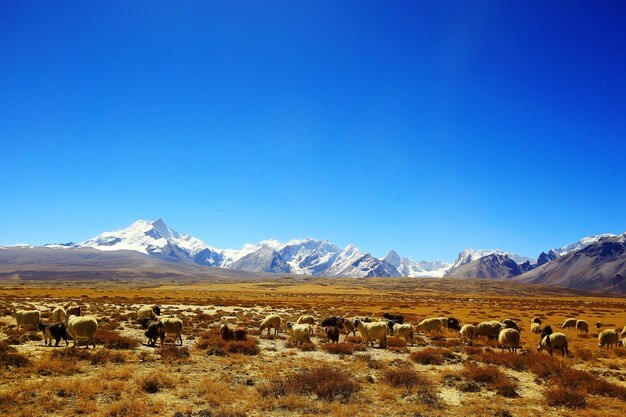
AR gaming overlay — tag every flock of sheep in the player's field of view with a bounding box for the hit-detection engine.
[8,305,626,356]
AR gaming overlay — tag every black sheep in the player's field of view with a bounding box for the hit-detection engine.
[37,322,68,347]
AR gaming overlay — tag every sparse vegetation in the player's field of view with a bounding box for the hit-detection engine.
[1,278,626,416]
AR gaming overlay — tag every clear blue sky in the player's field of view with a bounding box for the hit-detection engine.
[1,1,625,262]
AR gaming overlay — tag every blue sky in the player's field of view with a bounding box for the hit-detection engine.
[1,1,625,262]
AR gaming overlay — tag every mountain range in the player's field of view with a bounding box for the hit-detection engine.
[2,219,626,294]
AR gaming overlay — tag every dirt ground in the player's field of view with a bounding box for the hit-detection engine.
[1,277,626,417]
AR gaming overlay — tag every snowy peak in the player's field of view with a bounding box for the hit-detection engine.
[552,234,616,257]
[451,248,532,270]
[383,250,402,268]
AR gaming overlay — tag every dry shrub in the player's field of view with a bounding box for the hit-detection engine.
[34,356,81,376]
[94,329,140,349]
[90,349,128,365]
[159,344,191,362]
[461,363,518,397]
[573,348,594,361]
[321,342,361,355]
[258,363,360,402]
[196,329,259,356]
[140,372,174,393]
[409,348,453,365]
[474,351,530,372]
[382,366,429,389]
[386,336,406,347]
[0,341,30,369]
[102,396,148,417]
[544,386,587,408]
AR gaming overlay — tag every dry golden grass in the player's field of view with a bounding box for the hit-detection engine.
[1,277,626,416]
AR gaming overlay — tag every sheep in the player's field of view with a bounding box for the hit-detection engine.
[286,322,312,346]
[459,324,476,345]
[531,316,542,325]
[576,320,589,333]
[259,314,281,336]
[150,305,161,316]
[145,321,165,346]
[219,323,246,341]
[475,321,503,340]
[296,315,315,326]
[446,317,461,331]
[393,323,414,346]
[67,315,98,349]
[354,319,387,348]
[531,322,542,334]
[159,317,184,345]
[37,322,68,347]
[501,318,520,332]
[321,316,342,327]
[595,321,603,329]
[137,306,157,321]
[561,318,577,329]
[541,325,553,340]
[325,326,340,343]
[498,328,521,353]
[11,309,40,330]
[415,317,445,334]
[51,306,66,324]
[598,329,619,349]
[620,325,626,338]
[386,319,398,335]
[65,305,81,317]
[382,313,404,324]
[538,333,568,356]
[339,317,359,340]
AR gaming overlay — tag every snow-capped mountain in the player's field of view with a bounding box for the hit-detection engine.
[73,219,435,278]
[450,248,532,271]
[382,250,450,278]
[550,234,616,257]
[324,245,400,278]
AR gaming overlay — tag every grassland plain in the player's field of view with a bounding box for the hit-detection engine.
[1,277,626,417]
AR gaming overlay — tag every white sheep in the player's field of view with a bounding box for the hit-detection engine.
[415,317,445,334]
[158,317,184,345]
[51,306,66,323]
[260,314,281,335]
[459,324,476,345]
[531,316,542,325]
[475,321,503,340]
[393,323,414,346]
[561,318,577,329]
[538,332,568,356]
[67,315,98,349]
[598,329,619,349]
[620,325,626,338]
[286,322,312,346]
[498,328,521,353]
[137,306,156,321]
[576,320,589,333]
[354,319,387,348]
[11,309,40,330]
[296,315,315,326]
[531,322,542,334]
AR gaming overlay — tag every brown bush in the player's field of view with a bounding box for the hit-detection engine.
[544,386,587,408]
[90,349,128,365]
[382,366,429,389]
[409,348,453,365]
[196,329,259,356]
[321,342,361,355]
[159,344,191,362]
[462,363,503,385]
[141,373,174,393]
[94,329,140,349]
[0,341,30,369]
[258,363,360,402]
